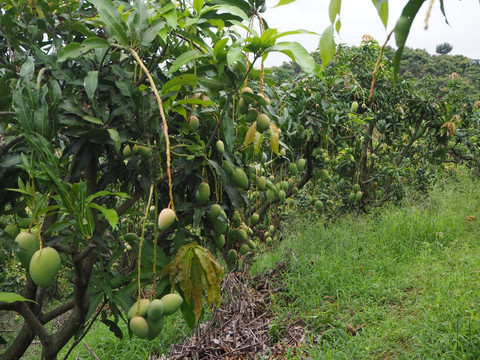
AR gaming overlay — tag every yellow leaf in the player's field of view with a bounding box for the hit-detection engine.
[270,124,280,155]
[243,122,257,147]
[162,243,223,323]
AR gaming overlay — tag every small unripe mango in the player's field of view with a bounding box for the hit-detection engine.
[129,316,149,338]
[147,299,164,321]
[161,293,184,316]
[256,113,270,133]
[216,140,225,155]
[15,232,39,269]
[188,115,200,131]
[147,316,165,340]
[239,244,250,255]
[297,158,306,172]
[228,249,238,262]
[127,299,151,320]
[29,247,61,288]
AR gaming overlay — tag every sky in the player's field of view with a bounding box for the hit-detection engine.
[259,0,480,67]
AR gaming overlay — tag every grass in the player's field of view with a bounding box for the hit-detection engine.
[251,170,480,359]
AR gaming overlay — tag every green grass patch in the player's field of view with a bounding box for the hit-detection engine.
[252,171,480,359]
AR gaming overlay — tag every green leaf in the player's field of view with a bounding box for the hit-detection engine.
[131,0,149,43]
[202,4,248,21]
[227,45,243,66]
[319,25,336,70]
[100,319,123,339]
[163,8,177,29]
[34,85,50,139]
[83,115,104,125]
[274,0,296,6]
[265,42,320,75]
[91,0,129,45]
[107,128,121,153]
[161,74,198,94]
[24,133,58,167]
[213,38,228,59]
[173,98,215,108]
[168,50,205,74]
[439,0,449,25]
[140,19,165,46]
[194,0,204,14]
[13,89,33,133]
[86,190,131,203]
[329,0,342,24]
[19,58,35,82]
[81,37,110,53]
[0,292,37,304]
[84,71,99,100]
[372,0,389,28]
[393,0,426,76]
[88,203,119,230]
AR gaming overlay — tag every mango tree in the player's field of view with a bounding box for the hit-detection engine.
[0,0,319,358]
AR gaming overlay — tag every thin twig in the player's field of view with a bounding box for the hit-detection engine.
[369,27,395,102]
[425,0,435,29]
[129,48,174,210]
[83,342,101,360]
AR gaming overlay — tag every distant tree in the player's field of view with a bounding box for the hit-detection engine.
[436,42,453,55]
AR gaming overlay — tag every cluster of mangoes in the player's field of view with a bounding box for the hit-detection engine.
[127,293,183,340]
[238,86,272,133]
[12,228,61,288]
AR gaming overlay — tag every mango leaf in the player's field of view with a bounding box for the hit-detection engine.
[319,25,335,70]
[34,85,51,139]
[161,74,198,94]
[100,318,123,339]
[57,38,110,62]
[244,122,257,147]
[162,243,223,323]
[329,0,342,24]
[265,42,321,75]
[84,71,98,100]
[86,190,131,203]
[83,115,103,125]
[274,0,296,6]
[227,45,243,66]
[13,89,33,133]
[90,0,129,45]
[194,0,204,14]
[439,0,449,24]
[162,8,177,29]
[106,128,121,153]
[201,4,248,21]
[88,202,119,230]
[130,0,149,43]
[0,292,37,304]
[372,0,389,28]
[213,38,228,59]
[82,37,110,53]
[140,19,165,46]
[393,0,426,76]
[57,43,82,62]
[169,50,205,74]
[24,133,58,167]
[173,98,215,108]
